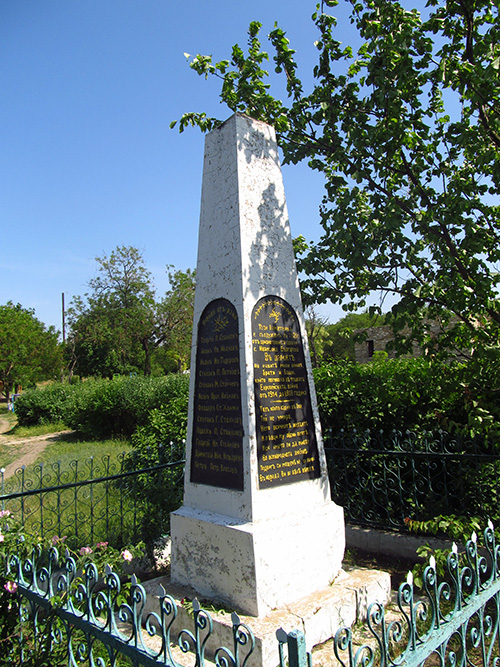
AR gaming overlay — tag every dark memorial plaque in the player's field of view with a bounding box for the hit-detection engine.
[190,299,244,490]
[252,296,320,488]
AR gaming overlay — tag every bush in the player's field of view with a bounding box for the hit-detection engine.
[0,508,144,665]
[14,383,76,426]
[313,357,500,439]
[14,373,190,439]
[121,396,189,548]
[63,374,190,439]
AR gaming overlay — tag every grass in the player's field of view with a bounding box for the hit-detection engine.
[1,418,135,549]
[0,408,132,469]
[0,404,17,434]
[0,412,132,469]
[6,420,68,438]
[0,444,18,469]
[0,406,19,468]
[0,408,68,468]
[34,432,132,468]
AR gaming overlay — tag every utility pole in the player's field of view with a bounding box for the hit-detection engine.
[62,292,66,342]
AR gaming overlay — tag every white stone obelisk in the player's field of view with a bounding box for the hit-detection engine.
[170,113,344,617]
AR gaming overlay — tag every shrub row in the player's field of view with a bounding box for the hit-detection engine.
[14,383,76,426]
[13,359,500,544]
[15,374,190,439]
[15,356,500,442]
[313,356,500,439]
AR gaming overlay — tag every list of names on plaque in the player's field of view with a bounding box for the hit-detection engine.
[190,299,244,490]
[252,296,320,488]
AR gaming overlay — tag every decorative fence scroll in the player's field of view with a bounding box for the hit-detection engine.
[277,523,500,667]
[4,545,255,666]
[325,428,500,529]
[0,445,185,549]
[3,430,500,547]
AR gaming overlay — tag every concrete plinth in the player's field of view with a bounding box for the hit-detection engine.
[141,567,391,667]
[171,502,345,617]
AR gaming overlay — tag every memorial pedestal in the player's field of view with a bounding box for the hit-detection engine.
[172,502,344,617]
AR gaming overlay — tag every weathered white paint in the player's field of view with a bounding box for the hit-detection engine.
[170,113,345,617]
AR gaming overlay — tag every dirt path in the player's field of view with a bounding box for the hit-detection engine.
[0,418,74,480]
[0,414,11,436]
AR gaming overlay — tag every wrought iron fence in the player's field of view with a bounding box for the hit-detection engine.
[324,429,500,529]
[277,523,500,667]
[0,445,185,550]
[3,429,500,547]
[2,545,255,666]
[2,524,500,666]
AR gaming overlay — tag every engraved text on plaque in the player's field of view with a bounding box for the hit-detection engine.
[190,299,244,490]
[252,296,320,488]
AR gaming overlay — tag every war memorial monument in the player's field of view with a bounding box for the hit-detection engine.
[164,113,389,665]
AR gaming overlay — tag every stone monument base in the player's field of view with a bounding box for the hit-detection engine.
[170,502,345,617]
[141,567,391,667]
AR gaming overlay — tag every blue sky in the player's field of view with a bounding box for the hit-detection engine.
[1,1,360,334]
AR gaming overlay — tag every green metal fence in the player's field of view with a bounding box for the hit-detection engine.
[325,429,500,529]
[2,430,499,547]
[2,544,255,666]
[282,523,500,667]
[0,445,184,550]
[2,525,500,666]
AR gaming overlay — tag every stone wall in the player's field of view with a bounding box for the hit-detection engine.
[353,320,459,363]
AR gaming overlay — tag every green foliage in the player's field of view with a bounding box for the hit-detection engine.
[161,266,196,372]
[407,515,486,589]
[14,373,190,439]
[13,353,499,441]
[323,312,385,362]
[306,309,387,364]
[63,373,190,439]
[0,302,62,401]
[171,21,290,134]
[0,509,45,661]
[14,383,76,426]
[123,401,188,548]
[406,514,484,541]
[130,398,189,451]
[314,356,500,438]
[175,0,500,358]
[66,246,195,378]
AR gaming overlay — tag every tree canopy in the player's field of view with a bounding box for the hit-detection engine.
[0,302,62,401]
[173,0,500,358]
[306,308,386,364]
[66,246,195,377]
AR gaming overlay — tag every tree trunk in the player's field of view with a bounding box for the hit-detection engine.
[142,339,152,376]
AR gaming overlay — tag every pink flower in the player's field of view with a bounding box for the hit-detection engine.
[4,581,17,593]
[96,541,108,550]
[0,533,4,543]
[121,549,133,562]
[51,535,67,546]
[0,510,11,518]
[79,546,93,556]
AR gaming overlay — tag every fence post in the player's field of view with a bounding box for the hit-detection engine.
[276,628,309,667]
